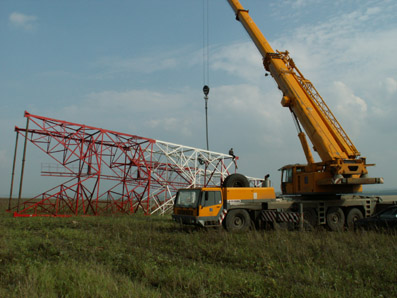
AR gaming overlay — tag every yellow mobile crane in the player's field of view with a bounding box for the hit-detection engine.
[227,0,383,194]
[173,0,394,231]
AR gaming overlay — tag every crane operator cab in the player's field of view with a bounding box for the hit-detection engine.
[280,164,360,195]
[279,163,383,195]
[280,165,305,195]
[280,164,329,195]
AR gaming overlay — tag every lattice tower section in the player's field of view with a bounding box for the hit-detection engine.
[9,112,247,217]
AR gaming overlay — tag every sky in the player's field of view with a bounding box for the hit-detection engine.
[1,0,397,196]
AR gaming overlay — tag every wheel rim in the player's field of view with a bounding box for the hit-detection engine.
[233,216,244,227]
[330,213,340,224]
[347,208,363,230]
[327,207,345,231]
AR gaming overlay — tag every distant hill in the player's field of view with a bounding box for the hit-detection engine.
[363,188,397,196]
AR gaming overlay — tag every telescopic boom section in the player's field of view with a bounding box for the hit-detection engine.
[227,0,360,163]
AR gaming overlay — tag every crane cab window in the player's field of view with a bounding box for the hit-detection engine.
[201,191,222,207]
[282,168,293,183]
[174,190,201,208]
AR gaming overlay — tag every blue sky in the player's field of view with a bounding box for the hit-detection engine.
[1,0,397,196]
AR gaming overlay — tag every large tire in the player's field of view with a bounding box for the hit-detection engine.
[225,209,251,232]
[346,208,364,230]
[326,207,345,231]
[223,173,249,187]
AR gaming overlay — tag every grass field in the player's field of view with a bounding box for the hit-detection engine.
[0,200,396,297]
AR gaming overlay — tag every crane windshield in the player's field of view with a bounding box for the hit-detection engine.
[174,189,202,208]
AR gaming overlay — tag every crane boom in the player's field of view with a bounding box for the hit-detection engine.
[227,0,358,161]
[226,0,383,194]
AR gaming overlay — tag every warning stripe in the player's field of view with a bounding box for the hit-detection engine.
[261,210,300,223]
[218,209,228,224]
[262,210,277,222]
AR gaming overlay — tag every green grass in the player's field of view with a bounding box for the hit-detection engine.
[0,201,396,297]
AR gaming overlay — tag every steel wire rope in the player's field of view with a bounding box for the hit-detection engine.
[202,0,210,151]
[203,0,210,87]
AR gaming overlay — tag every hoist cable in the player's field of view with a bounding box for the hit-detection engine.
[202,0,211,151]
[202,0,210,86]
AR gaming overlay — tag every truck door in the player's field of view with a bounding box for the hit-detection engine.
[200,191,223,217]
[281,168,294,194]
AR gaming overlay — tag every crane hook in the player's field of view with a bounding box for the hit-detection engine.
[203,85,210,97]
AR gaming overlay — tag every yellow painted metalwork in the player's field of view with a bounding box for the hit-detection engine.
[199,188,223,217]
[224,187,276,200]
[226,0,383,194]
[298,132,315,165]
[227,0,358,162]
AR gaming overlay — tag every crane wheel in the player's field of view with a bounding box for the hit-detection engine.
[326,207,345,231]
[225,209,251,232]
[223,173,249,187]
[346,208,364,230]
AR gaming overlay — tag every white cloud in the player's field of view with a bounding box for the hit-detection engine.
[211,43,263,83]
[264,1,397,144]
[275,1,390,65]
[211,83,292,147]
[56,88,203,146]
[384,77,397,94]
[147,117,193,137]
[334,81,367,112]
[9,12,38,31]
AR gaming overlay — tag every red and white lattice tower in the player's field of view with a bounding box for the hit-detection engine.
[9,112,245,217]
